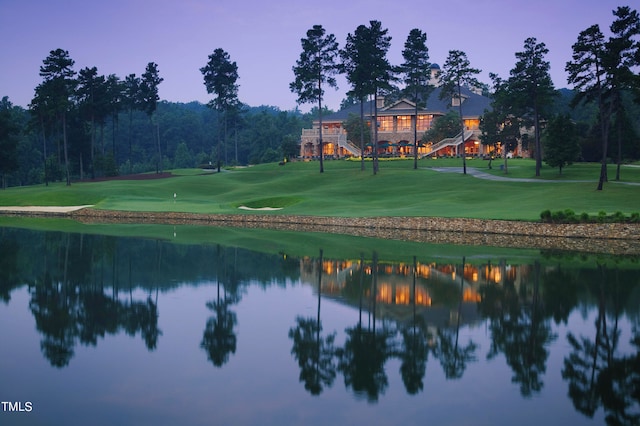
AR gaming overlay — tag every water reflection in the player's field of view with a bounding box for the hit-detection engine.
[29,284,160,368]
[562,265,640,425]
[1,225,639,424]
[289,250,337,395]
[201,246,240,367]
[481,261,556,396]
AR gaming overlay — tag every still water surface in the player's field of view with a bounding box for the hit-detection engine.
[0,226,638,425]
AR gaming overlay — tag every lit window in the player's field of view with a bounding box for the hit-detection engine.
[417,115,433,131]
[378,116,393,132]
[397,116,411,132]
[464,119,479,130]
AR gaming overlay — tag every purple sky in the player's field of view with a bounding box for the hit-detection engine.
[0,0,624,112]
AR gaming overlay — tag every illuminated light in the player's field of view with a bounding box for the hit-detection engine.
[472,272,478,281]
[415,287,431,306]
[464,289,482,302]
[395,285,410,305]
[378,284,392,304]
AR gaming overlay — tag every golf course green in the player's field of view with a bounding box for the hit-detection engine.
[0,158,639,221]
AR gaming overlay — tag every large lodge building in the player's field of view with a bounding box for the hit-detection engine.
[299,66,524,160]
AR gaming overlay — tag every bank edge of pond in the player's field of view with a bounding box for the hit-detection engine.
[1,208,639,255]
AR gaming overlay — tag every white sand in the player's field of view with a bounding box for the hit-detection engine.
[0,205,93,213]
[237,206,283,211]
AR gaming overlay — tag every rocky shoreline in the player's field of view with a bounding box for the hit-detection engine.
[1,207,635,255]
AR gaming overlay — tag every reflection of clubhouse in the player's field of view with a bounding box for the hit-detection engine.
[299,258,529,331]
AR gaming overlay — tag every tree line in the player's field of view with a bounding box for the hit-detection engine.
[0,49,312,188]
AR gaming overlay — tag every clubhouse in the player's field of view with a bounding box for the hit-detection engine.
[299,81,511,160]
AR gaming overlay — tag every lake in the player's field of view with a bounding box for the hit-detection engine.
[0,223,638,425]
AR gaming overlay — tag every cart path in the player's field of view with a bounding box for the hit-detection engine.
[429,167,640,185]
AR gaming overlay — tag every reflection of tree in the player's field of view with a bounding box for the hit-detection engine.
[433,257,477,380]
[339,326,391,402]
[596,349,640,426]
[0,238,20,303]
[481,261,556,396]
[29,284,77,368]
[201,295,237,367]
[125,297,161,350]
[434,328,477,380]
[289,249,337,395]
[29,284,161,368]
[289,317,336,395]
[337,252,393,402]
[563,265,612,417]
[562,265,640,424]
[398,256,428,394]
[541,266,580,325]
[201,246,238,368]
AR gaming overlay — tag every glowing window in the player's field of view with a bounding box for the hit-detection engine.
[378,116,393,132]
[397,116,411,132]
[417,115,433,131]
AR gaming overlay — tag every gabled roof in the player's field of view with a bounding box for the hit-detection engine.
[320,86,491,124]
[382,99,417,111]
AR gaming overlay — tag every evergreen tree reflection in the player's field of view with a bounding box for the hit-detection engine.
[289,249,337,395]
[201,245,239,367]
[562,265,640,424]
[29,282,77,368]
[433,257,477,380]
[337,252,393,402]
[0,236,20,303]
[481,261,556,396]
[28,234,162,367]
[126,296,161,350]
[398,256,428,394]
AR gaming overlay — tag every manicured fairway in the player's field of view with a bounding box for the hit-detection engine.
[0,159,639,221]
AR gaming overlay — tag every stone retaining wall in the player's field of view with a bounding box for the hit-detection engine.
[2,208,639,255]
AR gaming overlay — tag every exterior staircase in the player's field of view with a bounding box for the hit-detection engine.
[421,130,475,157]
[301,129,361,157]
[336,132,361,157]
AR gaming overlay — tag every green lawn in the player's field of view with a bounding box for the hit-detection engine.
[1,158,639,221]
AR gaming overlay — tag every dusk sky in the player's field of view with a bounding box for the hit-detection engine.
[0,0,626,112]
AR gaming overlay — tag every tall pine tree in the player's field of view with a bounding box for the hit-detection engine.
[290,25,340,173]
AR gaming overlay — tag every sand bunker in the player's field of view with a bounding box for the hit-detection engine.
[0,205,93,213]
[238,206,283,211]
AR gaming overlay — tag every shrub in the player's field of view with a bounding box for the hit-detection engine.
[563,209,579,223]
[612,211,626,223]
[540,210,552,223]
[551,210,566,223]
[541,209,637,224]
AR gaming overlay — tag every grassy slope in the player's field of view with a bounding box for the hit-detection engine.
[1,159,639,221]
